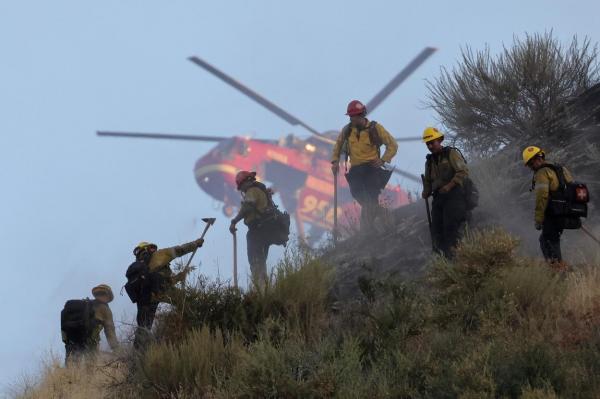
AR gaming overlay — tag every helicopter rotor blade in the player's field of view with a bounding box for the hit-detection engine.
[97,131,226,142]
[395,136,423,142]
[366,47,437,114]
[188,56,328,142]
[97,131,278,144]
[391,167,421,183]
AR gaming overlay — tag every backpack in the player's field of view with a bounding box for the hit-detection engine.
[426,147,479,210]
[340,121,382,162]
[251,182,291,246]
[61,299,97,343]
[125,260,167,304]
[538,164,589,221]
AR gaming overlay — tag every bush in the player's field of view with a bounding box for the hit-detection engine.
[137,327,242,398]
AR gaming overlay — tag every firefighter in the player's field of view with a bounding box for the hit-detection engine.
[523,146,574,264]
[229,171,272,286]
[61,284,119,364]
[421,127,468,258]
[331,100,398,229]
[129,239,203,348]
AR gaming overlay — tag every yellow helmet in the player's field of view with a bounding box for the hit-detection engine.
[422,127,444,143]
[522,146,545,165]
[133,241,157,257]
[92,284,114,302]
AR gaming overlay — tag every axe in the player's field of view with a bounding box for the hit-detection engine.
[184,217,216,269]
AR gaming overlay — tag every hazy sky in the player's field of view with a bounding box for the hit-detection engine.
[1,0,599,389]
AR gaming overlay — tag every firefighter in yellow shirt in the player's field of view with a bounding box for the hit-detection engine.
[130,238,204,348]
[523,146,574,263]
[331,100,398,229]
[229,171,271,285]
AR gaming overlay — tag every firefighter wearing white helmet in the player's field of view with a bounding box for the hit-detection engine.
[421,127,470,258]
[523,146,575,264]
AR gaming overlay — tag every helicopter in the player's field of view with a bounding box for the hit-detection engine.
[98,47,436,241]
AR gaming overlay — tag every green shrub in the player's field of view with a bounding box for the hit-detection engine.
[138,327,242,398]
[429,228,521,333]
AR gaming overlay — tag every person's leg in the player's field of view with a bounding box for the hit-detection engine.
[65,341,85,366]
[247,229,267,286]
[442,188,467,258]
[431,195,445,255]
[134,301,159,349]
[540,216,563,262]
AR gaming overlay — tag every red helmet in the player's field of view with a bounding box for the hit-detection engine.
[346,100,367,116]
[235,170,256,189]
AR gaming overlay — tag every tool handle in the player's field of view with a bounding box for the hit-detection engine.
[421,174,434,251]
[233,231,238,288]
[333,170,338,244]
[184,221,215,269]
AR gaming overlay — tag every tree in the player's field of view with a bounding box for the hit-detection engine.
[427,33,600,157]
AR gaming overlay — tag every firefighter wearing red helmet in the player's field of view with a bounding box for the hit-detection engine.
[331,100,398,230]
[230,170,272,286]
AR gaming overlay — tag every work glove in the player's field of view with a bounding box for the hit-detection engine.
[370,158,384,168]
[331,162,339,175]
[229,221,238,234]
[194,238,204,248]
[535,222,543,230]
[439,183,455,194]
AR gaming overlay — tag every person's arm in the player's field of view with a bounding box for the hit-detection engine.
[377,124,398,163]
[534,169,550,224]
[331,130,345,163]
[148,240,203,271]
[422,160,432,198]
[230,188,260,231]
[97,305,119,351]
[562,166,574,183]
[448,149,468,187]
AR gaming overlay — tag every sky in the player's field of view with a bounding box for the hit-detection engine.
[1,0,599,390]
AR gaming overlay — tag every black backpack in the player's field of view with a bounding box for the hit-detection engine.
[61,299,97,343]
[251,182,291,246]
[125,260,167,304]
[426,147,479,210]
[539,164,589,221]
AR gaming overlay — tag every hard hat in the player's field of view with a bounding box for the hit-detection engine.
[422,127,444,143]
[235,170,257,189]
[345,100,367,117]
[133,241,157,257]
[92,284,114,302]
[522,146,545,165]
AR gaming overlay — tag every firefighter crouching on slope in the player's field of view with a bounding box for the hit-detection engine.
[229,171,272,286]
[331,100,398,229]
[127,239,204,348]
[523,146,575,264]
[421,127,469,258]
[61,284,119,364]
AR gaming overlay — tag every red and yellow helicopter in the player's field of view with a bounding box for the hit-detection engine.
[98,48,436,241]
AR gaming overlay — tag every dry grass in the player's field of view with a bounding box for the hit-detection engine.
[11,353,128,399]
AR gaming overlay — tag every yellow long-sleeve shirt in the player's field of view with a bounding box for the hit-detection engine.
[533,163,573,223]
[331,121,398,165]
[240,186,269,225]
[148,241,199,273]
